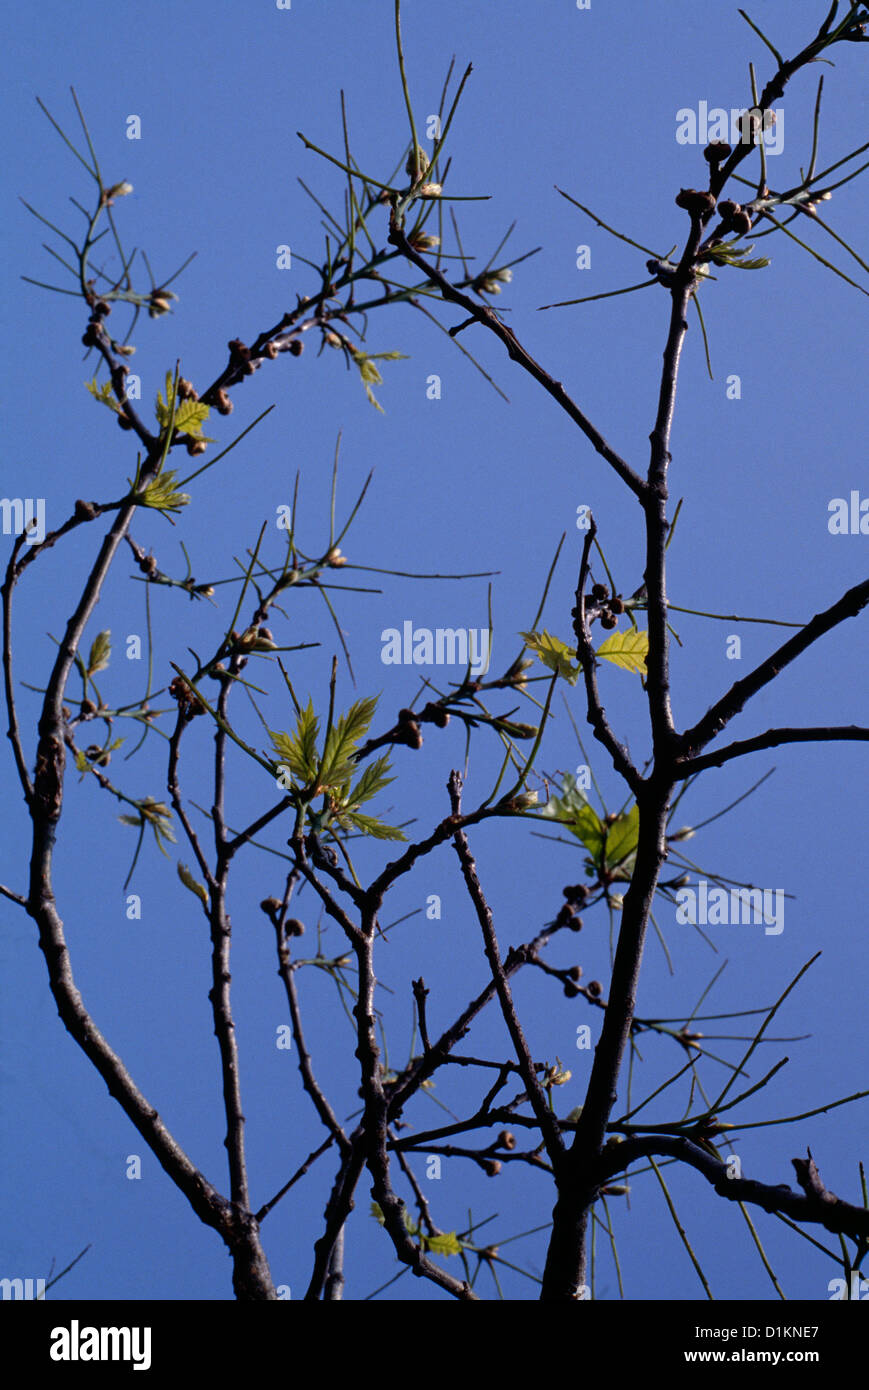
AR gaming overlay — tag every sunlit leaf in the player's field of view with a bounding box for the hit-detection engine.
[87,629,111,675]
[177,861,208,907]
[519,629,580,684]
[596,628,648,676]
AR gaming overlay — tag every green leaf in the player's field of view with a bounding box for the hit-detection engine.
[519,629,580,684]
[177,861,209,907]
[604,804,639,871]
[350,349,408,413]
[136,470,191,515]
[174,399,212,438]
[343,811,406,841]
[423,1231,462,1257]
[707,240,770,270]
[74,748,90,773]
[347,754,395,808]
[543,776,606,860]
[596,628,648,676]
[269,700,320,784]
[370,1201,385,1225]
[85,376,122,415]
[86,629,111,675]
[319,695,379,788]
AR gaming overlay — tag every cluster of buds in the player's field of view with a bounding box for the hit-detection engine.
[553,896,583,932]
[148,288,176,318]
[396,707,423,750]
[475,267,513,296]
[214,387,233,415]
[233,625,277,654]
[586,582,625,630]
[168,674,206,721]
[717,200,753,236]
[227,338,255,376]
[737,107,776,144]
[407,229,440,252]
[177,377,199,401]
[82,296,111,348]
[562,964,583,999]
[420,700,450,729]
[675,187,717,219]
[543,1062,572,1087]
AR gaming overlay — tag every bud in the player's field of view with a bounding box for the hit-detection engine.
[186,438,207,456]
[289,338,304,356]
[408,231,440,251]
[675,188,717,217]
[497,1131,516,1151]
[325,546,346,567]
[405,145,430,178]
[178,378,198,400]
[731,210,753,235]
[591,583,608,600]
[74,499,97,521]
[482,1159,502,1177]
[508,790,539,811]
[418,183,443,198]
[214,388,234,415]
[263,341,279,359]
[600,613,618,630]
[669,826,695,841]
[703,141,731,163]
[114,342,136,357]
[324,331,343,348]
[421,702,450,729]
[148,290,175,318]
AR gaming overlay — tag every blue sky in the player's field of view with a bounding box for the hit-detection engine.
[2,0,868,1302]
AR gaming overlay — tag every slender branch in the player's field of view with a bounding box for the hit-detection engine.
[678,577,869,759]
[676,724,869,777]
[602,1135,869,1241]
[449,772,565,1167]
[387,220,647,500]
